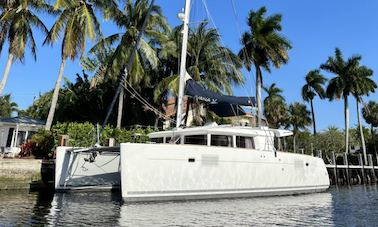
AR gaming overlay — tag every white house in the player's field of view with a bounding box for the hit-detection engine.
[0,117,45,157]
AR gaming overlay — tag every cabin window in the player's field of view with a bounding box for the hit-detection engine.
[184,135,207,145]
[211,135,232,147]
[236,136,255,149]
[165,136,181,144]
[149,137,163,143]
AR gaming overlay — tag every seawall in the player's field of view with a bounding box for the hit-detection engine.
[0,159,42,190]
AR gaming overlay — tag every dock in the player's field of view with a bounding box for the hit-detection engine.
[324,151,378,185]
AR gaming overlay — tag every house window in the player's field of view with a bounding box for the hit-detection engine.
[184,135,207,145]
[149,137,163,143]
[211,135,232,147]
[6,128,14,147]
[236,136,255,149]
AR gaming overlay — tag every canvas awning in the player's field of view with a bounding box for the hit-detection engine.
[185,79,255,106]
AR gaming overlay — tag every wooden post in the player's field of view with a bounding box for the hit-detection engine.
[368,154,377,182]
[358,153,366,184]
[60,135,69,146]
[344,152,350,185]
[108,138,115,147]
[332,151,338,185]
[318,150,322,159]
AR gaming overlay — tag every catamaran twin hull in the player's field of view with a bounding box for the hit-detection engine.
[120,143,330,202]
[55,147,121,191]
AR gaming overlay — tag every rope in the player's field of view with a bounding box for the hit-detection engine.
[200,0,255,100]
[122,80,176,123]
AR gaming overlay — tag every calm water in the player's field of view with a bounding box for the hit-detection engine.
[0,186,377,226]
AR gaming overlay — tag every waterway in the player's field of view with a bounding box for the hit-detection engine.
[0,185,377,226]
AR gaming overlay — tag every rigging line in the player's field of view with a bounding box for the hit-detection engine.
[123,85,168,119]
[223,3,275,144]
[229,103,242,124]
[99,0,156,139]
[229,0,257,97]
[123,80,164,114]
[122,82,176,123]
[200,0,255,103]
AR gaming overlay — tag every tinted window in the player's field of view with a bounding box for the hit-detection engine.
[236,136,255,149]
[149,137,163,143]
[184,135,207,145]
[165,136,181,144]
[211,135,232,147]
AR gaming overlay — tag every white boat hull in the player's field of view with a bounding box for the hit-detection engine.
[55,147,121,191]
[120,143,330,202]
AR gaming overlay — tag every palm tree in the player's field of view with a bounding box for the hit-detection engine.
[351,66,376,165]
[89,0,169,128]
[43,0,117,130]
[0,93,18,117]
[0,0,11,56]
[362,101,378,133]
[362,101,378,155]
[321,48,361,154]
[154,23,244,125]
[0,0,53,95]
[238,7,291,126]
[287,102,311,153]
[80,47,115,87]
[263,83,288,128]
[301,70,327,135]
[187,22,243,94]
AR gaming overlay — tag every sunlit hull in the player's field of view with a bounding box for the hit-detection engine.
[120,143,330,202]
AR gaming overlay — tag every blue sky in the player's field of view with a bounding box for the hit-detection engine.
[1,0,378,131]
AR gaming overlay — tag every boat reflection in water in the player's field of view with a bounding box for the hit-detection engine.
[1,186,378,226]
[119,192,333,226]
[47,192,122,226]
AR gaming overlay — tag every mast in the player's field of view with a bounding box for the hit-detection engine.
[176,0,191,129]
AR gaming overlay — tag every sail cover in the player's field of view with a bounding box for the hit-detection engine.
[185,79,255,106]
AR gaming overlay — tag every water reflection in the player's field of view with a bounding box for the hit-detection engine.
[1,186,378,226]
[119,193,333,226]
[332,185,378,226]
[47,192,122,226]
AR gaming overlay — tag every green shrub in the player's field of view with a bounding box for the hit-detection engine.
[31,130,55,158]
[48,122,157,147]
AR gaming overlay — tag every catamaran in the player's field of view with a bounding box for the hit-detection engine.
[55,0,330,200]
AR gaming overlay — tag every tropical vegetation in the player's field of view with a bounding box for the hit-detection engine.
[321,48,363,154]
[301,70,327,135]
[0,1,378,164]
[0,93,17,117]
[238,6,291,126]
[0,0,54,95]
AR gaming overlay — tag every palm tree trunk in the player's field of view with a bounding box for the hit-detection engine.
[0,53,14,95]
[255,65,262,126]
[45,58,67,131]
[116,89,124,129]
[310,98,317,135]
[344,95,349,154]
[293,134,296,153]
[372,125,377,154]
[356,99,367,165]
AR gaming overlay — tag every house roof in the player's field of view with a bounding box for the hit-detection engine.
[0,116,45,126]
